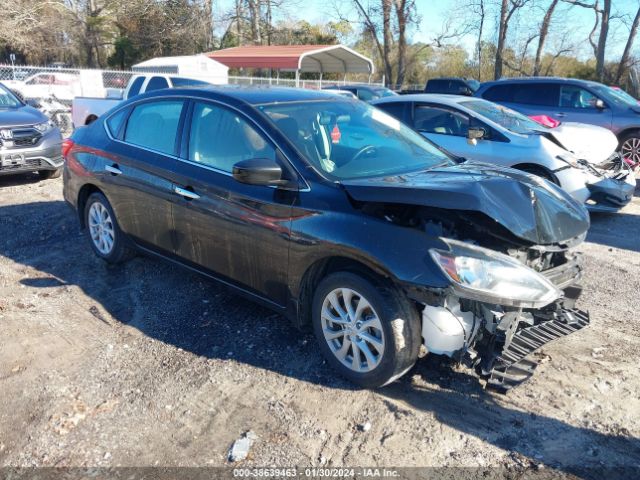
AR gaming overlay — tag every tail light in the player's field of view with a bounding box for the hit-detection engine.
[62,139,74,159]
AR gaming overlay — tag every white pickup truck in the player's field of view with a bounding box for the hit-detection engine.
[71,74,211,127]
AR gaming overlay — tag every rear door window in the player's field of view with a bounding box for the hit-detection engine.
[124,100,184,155]
[559,85,601,109]
[188,101,276,173]
[481,84,515,102]
[511,84,559,106]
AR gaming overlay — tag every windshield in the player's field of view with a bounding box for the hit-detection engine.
[0,84,23,108]
[460,99,545,134]
[259,100,453,180]
[594,85,638,107]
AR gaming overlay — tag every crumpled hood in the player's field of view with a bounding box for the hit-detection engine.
[540,122,618,164]
[341,163,590,245]
[0,105,47,127]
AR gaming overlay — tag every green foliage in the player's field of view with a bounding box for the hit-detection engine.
[107,36,139,70]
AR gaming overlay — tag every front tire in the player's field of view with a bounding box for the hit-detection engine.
[84,192,134,264]
[312,272,421,388]
[619,130,640,166]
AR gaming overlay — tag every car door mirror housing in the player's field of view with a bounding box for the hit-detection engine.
[467,126,486,145]
[233,158,288,187]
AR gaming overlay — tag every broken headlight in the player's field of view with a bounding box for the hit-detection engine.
[430,239,562,308]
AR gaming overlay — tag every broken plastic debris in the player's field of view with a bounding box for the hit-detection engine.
[229,431,258,462]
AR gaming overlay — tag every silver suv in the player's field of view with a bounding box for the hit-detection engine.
[475,77,640,165]
[0,82,63,179]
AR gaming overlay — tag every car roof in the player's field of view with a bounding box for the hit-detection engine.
[480,77,605,89]
[372,93,477,106]
[324,84,383,89]
[132,85,351,106]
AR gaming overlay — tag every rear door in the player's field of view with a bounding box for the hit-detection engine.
[101,99,186,254]
[170,100,295,306]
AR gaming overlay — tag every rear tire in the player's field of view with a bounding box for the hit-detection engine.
[84,192,134,264]
[312,271,421,388]
[38,168,62,179]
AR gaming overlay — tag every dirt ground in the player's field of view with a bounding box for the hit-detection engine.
[1,172,639,477]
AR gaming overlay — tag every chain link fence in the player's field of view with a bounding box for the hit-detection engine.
[0,64,383,138]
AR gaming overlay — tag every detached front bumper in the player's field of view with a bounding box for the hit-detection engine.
[0,129,63,176]
[486,307,590,391]
[554,154,635,212]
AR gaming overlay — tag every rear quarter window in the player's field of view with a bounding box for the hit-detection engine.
[106,108,129,139]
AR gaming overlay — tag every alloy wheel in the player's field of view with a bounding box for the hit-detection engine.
[320,288,385,372]
[621,137,640,165]
[88,202,115,255]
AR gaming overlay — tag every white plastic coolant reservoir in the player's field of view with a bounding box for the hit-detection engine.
[421,303,476,356]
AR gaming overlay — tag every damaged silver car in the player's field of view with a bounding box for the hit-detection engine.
[373,95,636,212]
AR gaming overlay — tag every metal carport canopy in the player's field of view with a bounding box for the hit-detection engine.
[206,45,374,74]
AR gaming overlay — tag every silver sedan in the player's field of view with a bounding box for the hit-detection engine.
[372,94,636,212]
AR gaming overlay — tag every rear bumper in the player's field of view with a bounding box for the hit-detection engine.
[0,130,63,176]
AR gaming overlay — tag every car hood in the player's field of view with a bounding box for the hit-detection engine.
[540,122,618,164]
[0,105,46,127]
[341,163,590,245]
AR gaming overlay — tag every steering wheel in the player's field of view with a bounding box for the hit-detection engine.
[351,145,377,163]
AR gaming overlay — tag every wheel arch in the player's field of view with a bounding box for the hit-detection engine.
[295,255,396,329]
[511,162,558,184]
[77,183,104,228]
[616,127,640,143]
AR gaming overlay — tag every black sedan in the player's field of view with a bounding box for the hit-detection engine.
[63,86,591,390]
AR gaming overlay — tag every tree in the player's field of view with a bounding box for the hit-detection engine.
[615,3,640,84]
[495,0,531,79]
[533,0,559,76]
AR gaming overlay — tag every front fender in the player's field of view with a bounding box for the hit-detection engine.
[287,208,452,301]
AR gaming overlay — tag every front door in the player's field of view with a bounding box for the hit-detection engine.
[555,84,613,129]
[170,100,295,306]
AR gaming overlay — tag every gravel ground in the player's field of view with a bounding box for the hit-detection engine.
[0,172,639,476]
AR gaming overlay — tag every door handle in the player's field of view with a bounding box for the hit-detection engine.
[105,164,122,175]
[556,112,566,118]
[173,185,200,200]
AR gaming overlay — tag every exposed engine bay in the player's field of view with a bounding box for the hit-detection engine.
[358,201,590,391]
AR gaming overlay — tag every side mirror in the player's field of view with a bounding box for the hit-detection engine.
[467,126,486,145]
[458,86,472,96]
[595,98,605,109]
[233,158,287,187]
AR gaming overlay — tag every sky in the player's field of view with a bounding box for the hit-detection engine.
[215,0,640,62]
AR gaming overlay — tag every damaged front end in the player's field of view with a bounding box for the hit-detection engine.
[342,164,592,391]
[422,238,589,391]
